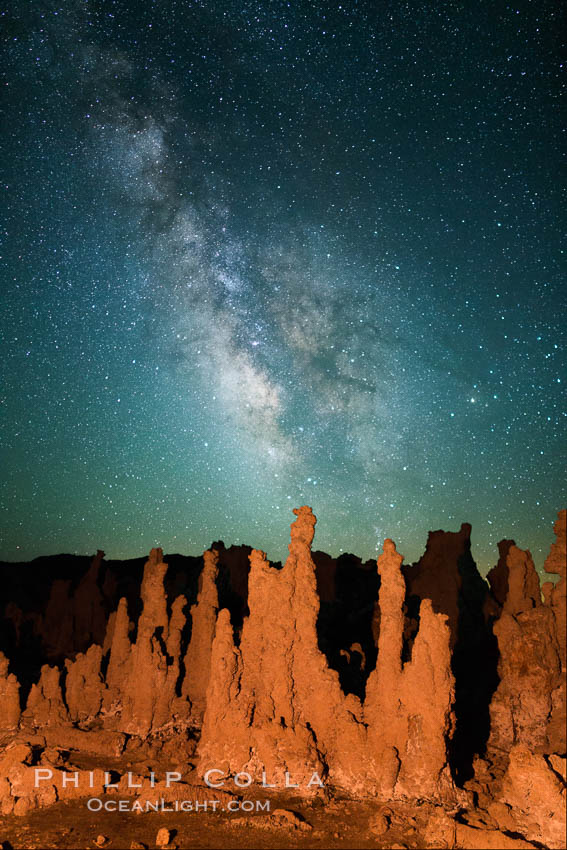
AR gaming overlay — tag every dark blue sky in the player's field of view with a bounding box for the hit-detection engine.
[1,0,564,571]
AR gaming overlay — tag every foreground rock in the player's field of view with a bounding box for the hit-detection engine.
[0,506,564,850]
[181,549,219,719]
[0,652,20,731]
[489,515,566,755]
[199,509,457,801]
[497,745,566,849]
[230,808,312,831]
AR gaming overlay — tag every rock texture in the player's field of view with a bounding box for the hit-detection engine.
[0,652,21,731]
[542,509,567,754]
[365,540,456,801]
[5,548,198,741]
[199,509,457,801]
[39,551,108,660]
[23,664,68,728]
[0,506,565,848]
[119,548,189,737]
[406,522,500,782]
[181,549,219,718]
[103,597,132,711]
[489,545,541,616]
[405,524,472,644]
[489,516,565,755]
[498,745,566,849]
[72,549,107,650]
[198,508,343,789]
[64,644,104,723]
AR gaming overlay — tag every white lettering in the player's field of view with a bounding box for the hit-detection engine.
[307,772,325,787]
[204,769,224,788]
[62,771,79,787]
[127,772,142,788]
[34,768,53,787]
[261,771,276,787]
[104,772,118,789]
[285,771,299,788]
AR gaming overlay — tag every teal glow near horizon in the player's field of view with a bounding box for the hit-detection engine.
[1,0,564,575]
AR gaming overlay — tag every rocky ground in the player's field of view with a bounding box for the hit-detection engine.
[0,792,546,850]
[0,509,565,849]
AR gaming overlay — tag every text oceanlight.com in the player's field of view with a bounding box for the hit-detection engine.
[86,798,271,812]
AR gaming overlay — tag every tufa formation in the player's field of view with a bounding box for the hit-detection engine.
[0,508,564,848]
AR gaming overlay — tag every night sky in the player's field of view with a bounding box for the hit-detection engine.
[1,0,564,572]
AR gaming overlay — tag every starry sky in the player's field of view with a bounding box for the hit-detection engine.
[1,0,564,572]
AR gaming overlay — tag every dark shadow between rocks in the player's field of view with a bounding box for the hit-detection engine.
[314,552,379,700]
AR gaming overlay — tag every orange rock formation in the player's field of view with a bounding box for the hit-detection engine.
[0,507,564,848]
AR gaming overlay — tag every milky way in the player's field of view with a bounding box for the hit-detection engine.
[1,0,564,570]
